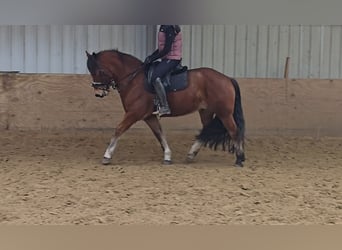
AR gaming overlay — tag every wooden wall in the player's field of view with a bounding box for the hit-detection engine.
[1,73,342,136]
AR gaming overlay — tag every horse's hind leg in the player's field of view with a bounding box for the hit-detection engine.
[187,140,202,162]
[187,110,214,162]
[144,115,172,164]
[219,114,245,167]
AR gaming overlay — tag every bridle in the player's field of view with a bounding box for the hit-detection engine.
[91,63,145,93]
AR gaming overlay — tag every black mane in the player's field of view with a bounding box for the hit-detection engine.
[87,49,142,74]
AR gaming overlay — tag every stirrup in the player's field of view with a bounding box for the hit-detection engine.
[153,107,171,116]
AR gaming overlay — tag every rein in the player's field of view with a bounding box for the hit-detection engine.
[92,64,145,92]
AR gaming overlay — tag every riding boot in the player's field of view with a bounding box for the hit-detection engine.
[152,77,171,116]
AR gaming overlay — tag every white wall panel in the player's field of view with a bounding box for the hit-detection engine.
[320,26,331,78]
[330,26,341,78]
[278,26,290,77]
[74,25,87,74]
[24,25,37,73]
[256,25,268,78]
[267,25,279,77]
[246,25,258,77]
[10,26,24,72]
[310,26,321,78]
[188,25,201,69]
[181,25,342,79]
[0,25,154,74]
[0,26,11,71]
[49,25,63,73]
[0,25,342,79]
[235,25,247,77]
[301,26,311,78]
[62,25,75,74]
[288,25,301,78]
[202,25,214,68]
[37,25,50,73]
[213,25,225,73]
[223,25,235,76]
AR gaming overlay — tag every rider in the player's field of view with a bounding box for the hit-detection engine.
[144,25,182,116]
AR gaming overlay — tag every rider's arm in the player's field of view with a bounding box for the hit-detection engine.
[149,25,176,61]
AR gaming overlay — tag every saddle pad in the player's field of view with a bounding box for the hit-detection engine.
[144,70,188,94]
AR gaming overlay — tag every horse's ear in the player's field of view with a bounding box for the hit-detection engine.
[86,51,91,57]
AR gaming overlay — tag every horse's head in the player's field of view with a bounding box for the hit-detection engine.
[86,51,116,98]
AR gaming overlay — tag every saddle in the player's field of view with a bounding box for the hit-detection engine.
[144,61,188,93]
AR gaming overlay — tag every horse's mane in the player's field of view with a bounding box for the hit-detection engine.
[100,49,142,65]
[87,49,142,73]
[87,49,142,74]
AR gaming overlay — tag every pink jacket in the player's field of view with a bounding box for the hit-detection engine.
[158,31,182,60]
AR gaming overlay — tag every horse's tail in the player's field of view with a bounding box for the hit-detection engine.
[231,78,245,142]
[196,78,245,151]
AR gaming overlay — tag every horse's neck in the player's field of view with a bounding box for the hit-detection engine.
[111,58,140,81]
[118,72,144,96]
[117,76,147,115]
[107,52,144,98]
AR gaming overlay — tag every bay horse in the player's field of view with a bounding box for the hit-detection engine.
[86,49,246,166]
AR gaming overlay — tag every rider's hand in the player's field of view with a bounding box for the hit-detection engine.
[144,56,152,65]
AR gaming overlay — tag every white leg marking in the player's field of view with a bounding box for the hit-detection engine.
[104,137,120,159]
[161,136,171,161]
[187,140,203,159]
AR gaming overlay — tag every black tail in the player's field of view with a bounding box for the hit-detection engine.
[196,78,245,151]
[231,78,245,141]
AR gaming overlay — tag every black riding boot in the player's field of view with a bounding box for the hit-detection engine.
[152,77,171,116]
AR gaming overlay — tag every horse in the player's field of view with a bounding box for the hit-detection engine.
[86,49,246,166]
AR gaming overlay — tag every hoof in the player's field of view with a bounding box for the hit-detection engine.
[186,152,197,163]
[235,154,245,167]
[163,160,172,165]
[240,153,246,162]
[186,156,195,163]
[102,157,111,165]
[235,161,244,167]
[186,157,194,163]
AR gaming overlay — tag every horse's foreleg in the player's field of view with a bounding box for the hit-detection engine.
[144,115,172,164]
[102,113,137,165]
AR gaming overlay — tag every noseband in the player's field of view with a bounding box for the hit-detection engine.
[91,80,116,91]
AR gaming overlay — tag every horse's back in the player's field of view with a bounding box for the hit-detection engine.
[185,67,237,111]
[189,67,228,75]
[187,67,236,93]
[188,67,234,85]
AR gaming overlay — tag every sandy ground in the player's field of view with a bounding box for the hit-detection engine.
[0,129,341,225]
